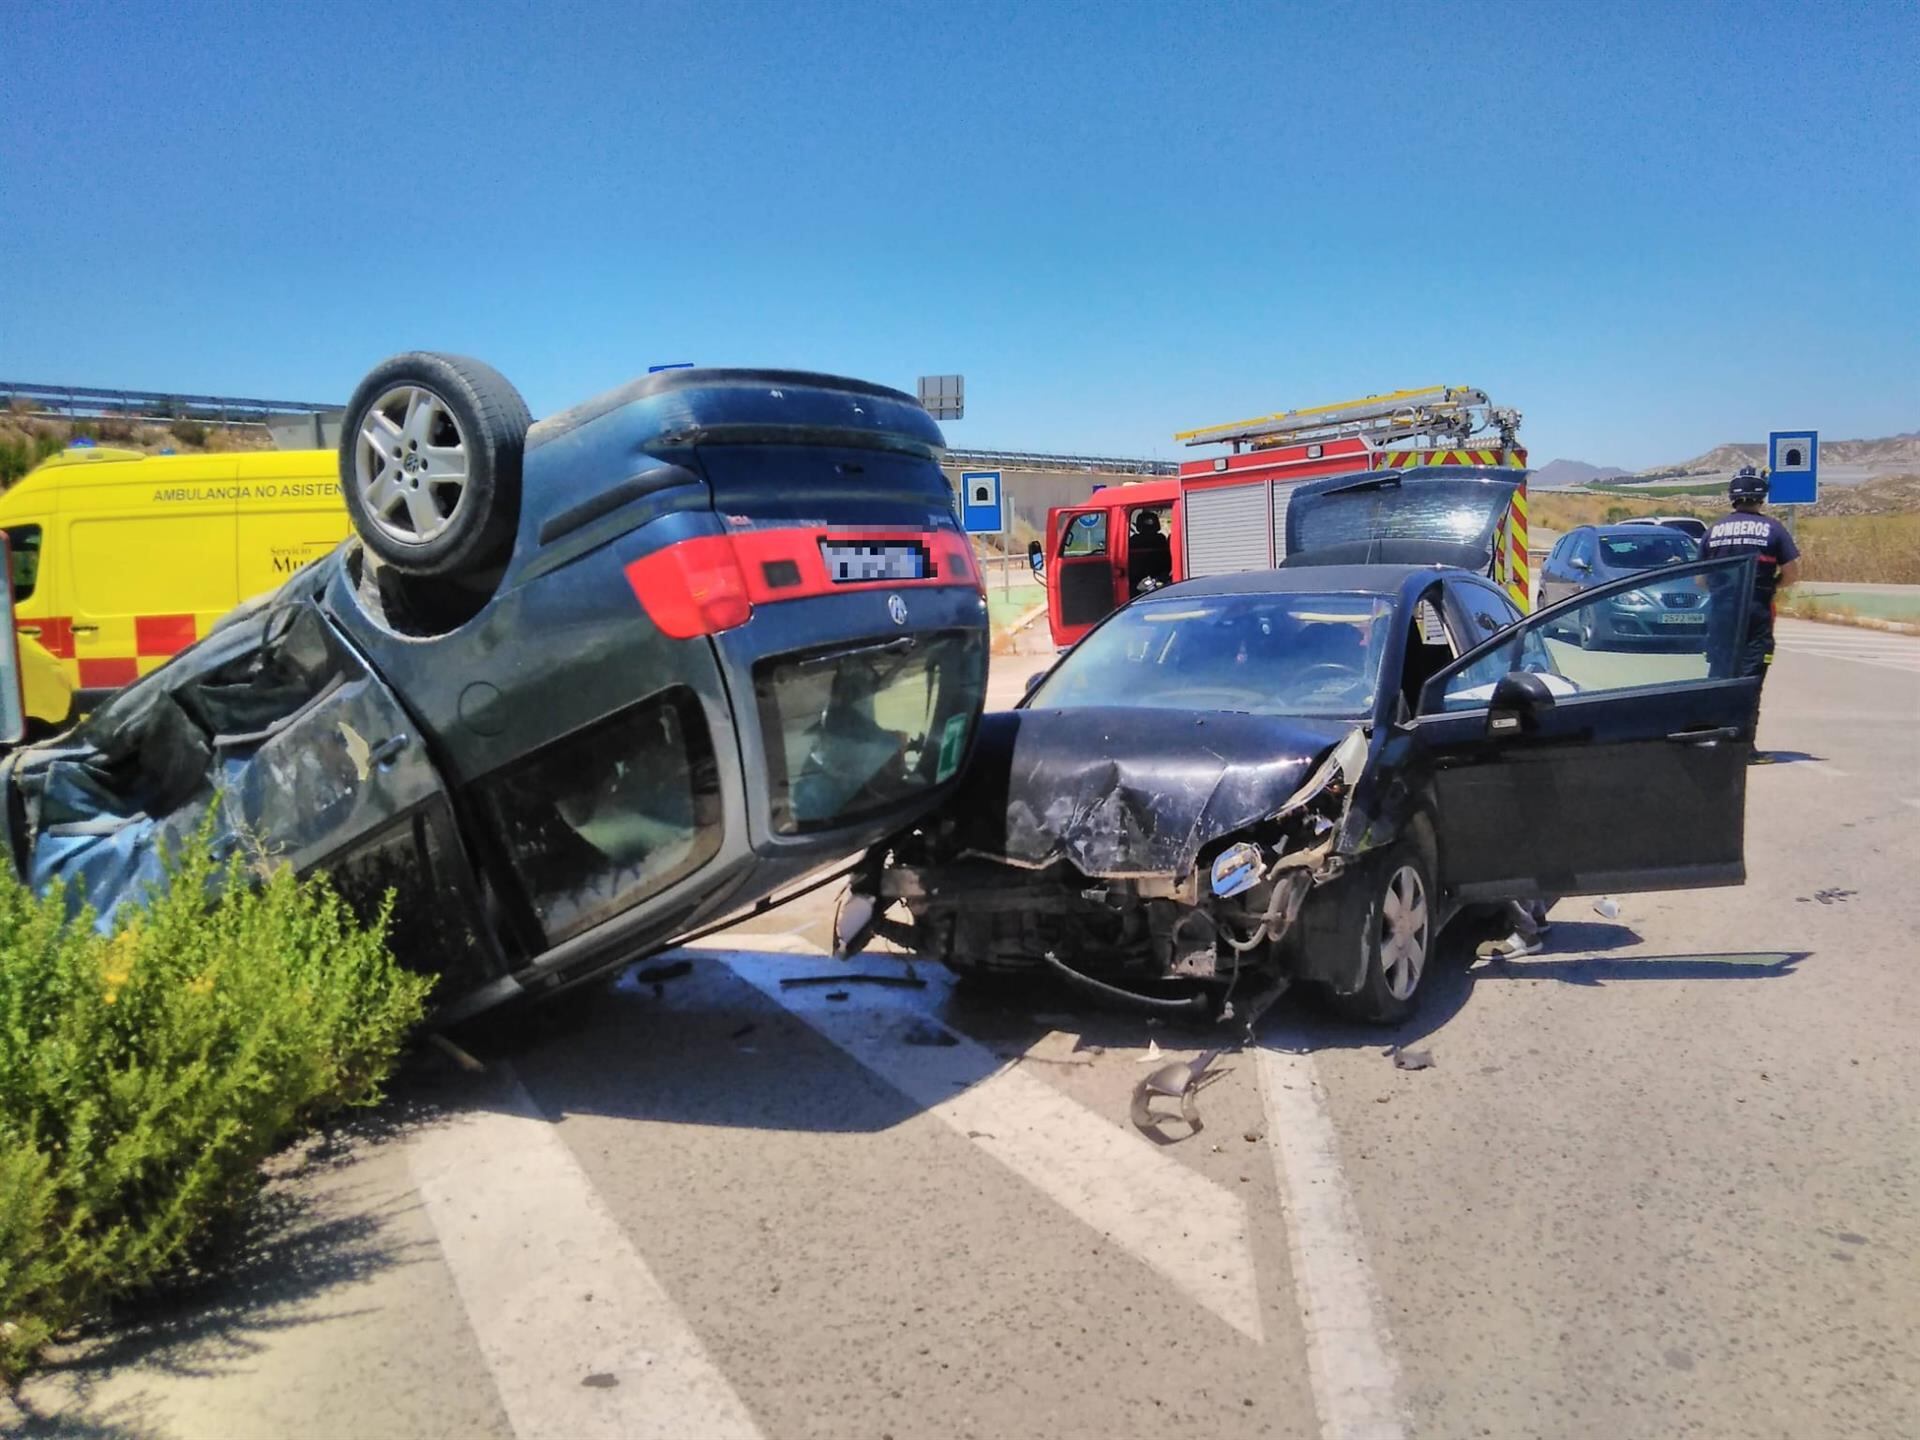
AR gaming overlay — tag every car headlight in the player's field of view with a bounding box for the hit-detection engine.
[1613,589,1657,609]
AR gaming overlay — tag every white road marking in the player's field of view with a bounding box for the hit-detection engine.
[1257,1045,1406,1440]
[705,945,1266,1342]
[1773,625,1920,675]
[408,1070,765,1440]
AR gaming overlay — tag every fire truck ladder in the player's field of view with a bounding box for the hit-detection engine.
[1174,385,1521,455]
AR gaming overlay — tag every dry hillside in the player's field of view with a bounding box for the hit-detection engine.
[0,406,271,487]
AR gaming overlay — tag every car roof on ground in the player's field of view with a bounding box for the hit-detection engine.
[1148,564,1475,601]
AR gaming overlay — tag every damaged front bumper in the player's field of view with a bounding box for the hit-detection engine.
[850,728,1370,1018]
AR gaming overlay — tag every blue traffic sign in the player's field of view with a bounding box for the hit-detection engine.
[960,470,1003,535]
[1767,431,1818,505]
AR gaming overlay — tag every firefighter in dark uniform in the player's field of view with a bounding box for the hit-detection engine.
[1127,508,1174,594]
[1703,465,1800,752]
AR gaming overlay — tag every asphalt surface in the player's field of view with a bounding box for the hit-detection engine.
[8,622,1917,1440]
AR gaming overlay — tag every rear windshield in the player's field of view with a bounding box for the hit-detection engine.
[1290,478,1513,555]
[1029,592,1395,719]
[1598,532,1699,568]
[755,629,987,835]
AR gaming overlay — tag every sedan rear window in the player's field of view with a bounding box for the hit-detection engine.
[1598,533,1699,569]
[1029,592,1396,718]
[756,629,987,835]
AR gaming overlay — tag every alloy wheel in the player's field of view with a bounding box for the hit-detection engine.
[1378,863,1430,1000]
[353,385,471,546]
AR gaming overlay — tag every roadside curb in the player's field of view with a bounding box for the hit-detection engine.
[1788,610,1920,637]
[1007,601,1048,632]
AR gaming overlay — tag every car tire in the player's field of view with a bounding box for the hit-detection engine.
[1325,833,1436,1026]
[339,352,532,577]
[1578,610,1600,650]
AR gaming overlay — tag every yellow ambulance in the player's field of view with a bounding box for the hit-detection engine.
[0,446,350,731]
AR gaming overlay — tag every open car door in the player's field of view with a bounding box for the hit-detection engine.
[1411,555,1758,901]
[1048,505,1122,646]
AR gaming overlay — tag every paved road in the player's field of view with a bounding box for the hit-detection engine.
[10,630,1917,1440]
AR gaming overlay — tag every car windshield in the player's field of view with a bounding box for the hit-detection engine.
[1028,592,1394,718]
[1598,532,1699,569]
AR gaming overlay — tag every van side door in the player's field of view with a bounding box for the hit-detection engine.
[63,459,240,699]
[1049,505,1120,646]
[236,453,352,600]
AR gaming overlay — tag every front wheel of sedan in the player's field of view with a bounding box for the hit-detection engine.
[339,352,532,578]
[1327,840,1435,1025]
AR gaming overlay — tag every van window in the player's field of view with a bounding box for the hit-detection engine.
[1059,511,1108,557]
[4,525,42,602]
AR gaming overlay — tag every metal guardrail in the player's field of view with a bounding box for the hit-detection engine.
[4,384,1182,475]
[944,447,1177,476]
[1,381,341,422]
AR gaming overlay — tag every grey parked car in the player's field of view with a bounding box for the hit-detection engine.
[1619,515,1709,542]
[1537,524,1705,648]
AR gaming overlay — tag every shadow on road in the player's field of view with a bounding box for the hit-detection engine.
[7,1106,439,1440]
[1474,950,1809,986]
[423,924,1814,1137]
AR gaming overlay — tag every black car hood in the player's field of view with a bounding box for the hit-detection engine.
[946,706,1353,879]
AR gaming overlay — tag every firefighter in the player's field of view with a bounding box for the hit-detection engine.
[1127,508,1174,593]
[1703,465,1801,753]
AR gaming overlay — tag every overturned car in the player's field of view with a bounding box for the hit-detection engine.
[846,472,1763,1024]
[0,353,989,1022]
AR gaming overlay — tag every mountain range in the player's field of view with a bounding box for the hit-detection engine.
[1538,432,1920,489]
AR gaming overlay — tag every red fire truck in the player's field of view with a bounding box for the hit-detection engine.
[1027,386,1532,647]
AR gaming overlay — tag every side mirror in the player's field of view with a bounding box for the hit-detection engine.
[1026,540,1045,580]
[1023,670,1047,696]
[0,538,23,745]
[1571,557,1591,573]
[1487,670,1555,737]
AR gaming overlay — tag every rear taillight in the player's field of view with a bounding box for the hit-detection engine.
[624,536,754,638]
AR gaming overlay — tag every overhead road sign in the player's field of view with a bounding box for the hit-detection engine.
[918,374,965,420]
[1768,431,1818,506]
[960,470,1003,535]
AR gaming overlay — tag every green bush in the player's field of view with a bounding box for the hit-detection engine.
[168,418,209,447]
[0,430,76,488]
[0,839,432,1381]
[0,439,29,489]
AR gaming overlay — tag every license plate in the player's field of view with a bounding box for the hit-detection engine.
[819,541,930,583]
[1659,612,1705,624]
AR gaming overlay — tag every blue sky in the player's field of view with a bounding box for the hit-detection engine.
[3,0,1914,468]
